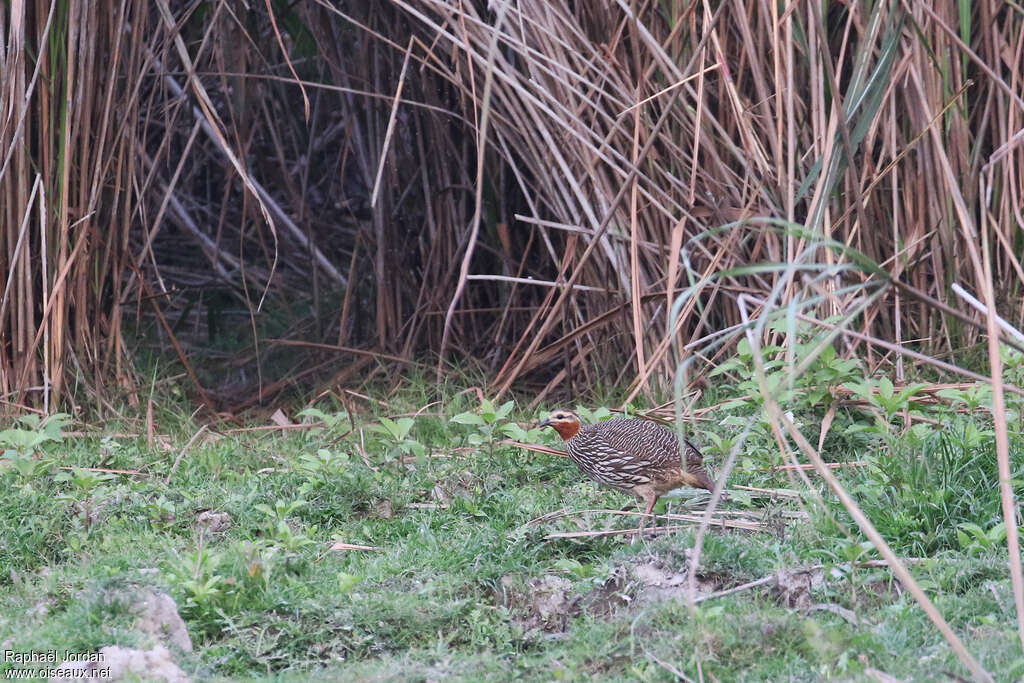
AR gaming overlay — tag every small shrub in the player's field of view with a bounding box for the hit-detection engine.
[451,398,517,457]
[1,413,71,485]
[371,417,426,461]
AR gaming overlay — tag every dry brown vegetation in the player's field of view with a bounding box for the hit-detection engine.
[3,1,1024,410]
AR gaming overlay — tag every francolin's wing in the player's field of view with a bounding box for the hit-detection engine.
[566,420,657,490]
[566,418,716,493]
[599,418,714,491]
[599,418,695,466]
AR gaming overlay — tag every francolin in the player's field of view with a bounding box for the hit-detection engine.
[539,410,716,522]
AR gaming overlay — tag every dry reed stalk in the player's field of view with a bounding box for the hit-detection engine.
[544,517,767,540]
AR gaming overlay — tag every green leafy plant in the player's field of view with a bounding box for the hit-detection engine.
[700,430,739,459]
[821,539,877,607]
[957,521,1008,555]
[4,453,55,486]
[452,398,541,457]
[0,413,71,455]
[710,337,791,408]
[573,405,613,424]
[0,413,71,484]
[371,417,426,461]
[936,383,994,412]
[451,398,514,455]
[801,342,863,406]
[843,377,929,443]
[295,448,352,493]
[55,467,116,496]
[337,572,362,594]
[143,496,178,532]
[268,518,317,555]
[1001,347,1024,391]
[253,499,317,556]
[498,418,543,444]
[710,327,864,419]
[551,558,599,579]
[55,467,121,539]
[297,406,351,433]
[253,498,307,523]
[165,547,233,634]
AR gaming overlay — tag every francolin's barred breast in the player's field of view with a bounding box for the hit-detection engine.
[539,410,715,517]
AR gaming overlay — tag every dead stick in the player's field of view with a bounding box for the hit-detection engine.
[165,425,208,485]
[694,558,932,605]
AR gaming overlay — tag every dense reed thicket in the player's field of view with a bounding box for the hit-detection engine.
[2,0,1024,410]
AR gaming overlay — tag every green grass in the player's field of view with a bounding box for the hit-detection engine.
[3,379,1024,681]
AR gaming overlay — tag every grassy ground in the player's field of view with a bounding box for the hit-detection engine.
[2,371,1024,681]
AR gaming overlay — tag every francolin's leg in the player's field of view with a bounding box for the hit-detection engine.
[637,493,658,536]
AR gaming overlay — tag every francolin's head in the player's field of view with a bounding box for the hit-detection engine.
[538,409,582,440]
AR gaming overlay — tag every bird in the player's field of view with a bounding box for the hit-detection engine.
[539,410,716,525]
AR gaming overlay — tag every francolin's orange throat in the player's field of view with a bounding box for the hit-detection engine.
[539,410,715,517]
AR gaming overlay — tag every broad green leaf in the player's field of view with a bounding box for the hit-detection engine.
[394,418,414,439]
[878,377,894,400]
[451,412,486,426]
[338,572,362,594]
[495,400,515,420]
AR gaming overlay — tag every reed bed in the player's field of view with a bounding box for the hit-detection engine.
[0,3,1018,399]
[4,1,1024,410]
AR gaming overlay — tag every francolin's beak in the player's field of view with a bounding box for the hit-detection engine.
[538,417,552,428]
